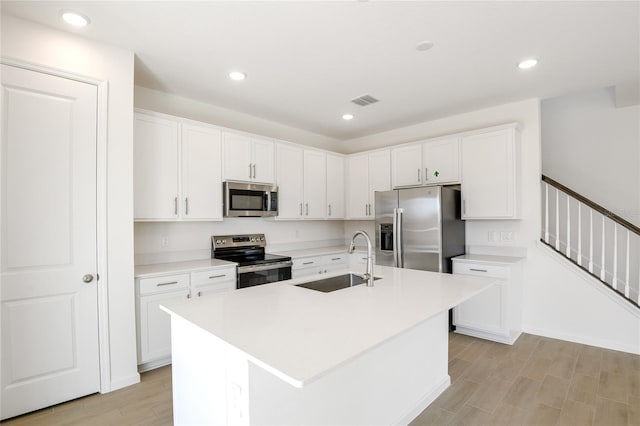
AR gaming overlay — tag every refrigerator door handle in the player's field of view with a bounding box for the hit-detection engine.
[396,207,404,268]
[392,208,398,267]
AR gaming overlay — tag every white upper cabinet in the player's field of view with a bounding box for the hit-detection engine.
[276,144,334,220]
[276,144,304,219]
[134,112,223,221]
[346,150,391,220]
[303,150,326,219]
[223,132,275,184]
[134,114,179,220]
[181,124,223,220]
[325,154,345,219]
[460,125,520,219]
[391,137,460,188]
[422,137,460,185]
[391,144,422,188]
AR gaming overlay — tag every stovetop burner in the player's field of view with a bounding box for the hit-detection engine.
[211,234,291,266]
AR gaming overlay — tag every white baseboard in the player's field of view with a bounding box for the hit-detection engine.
[396,376,451,426]
[454,327,521,345]
[523,326,639,355]
[105,373,141,393]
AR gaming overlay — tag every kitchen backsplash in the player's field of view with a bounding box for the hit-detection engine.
[134,219,345,265]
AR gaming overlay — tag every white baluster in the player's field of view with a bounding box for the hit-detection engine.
[588,210,594,273]
[577,203,582,266]
[556,189,560,251]
[612,224,618,291]
[600,215,606,282]
[566,194,571,258]
[624,230,630,298]
[544,183,550,243]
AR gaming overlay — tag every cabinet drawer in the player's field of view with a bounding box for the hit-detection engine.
[292,256,322,270]
[453,263,509,279]
[190,267,236,287]
[138,274,189,295]
[192,281,235,296]
[323,254,347,265]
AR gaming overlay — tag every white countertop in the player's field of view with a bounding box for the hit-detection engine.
[452,254,524,265]
[160,264,496,388]
[135,259,236,279]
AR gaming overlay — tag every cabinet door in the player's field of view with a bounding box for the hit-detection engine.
[303,150,326,219]
[454,281,508,335]
[252,137,275,184]
[326,154,345,219]
[181,124,222,220]
[192,281,235,298]
[423,137,460,185]
[391,144,422,188]
[461,129,518,219]
[134,114,179,220]
[368,150,391,218]
[138,289,189,364]
[276,144,304,219]
[223,131,252,182]
[346,154,370,219]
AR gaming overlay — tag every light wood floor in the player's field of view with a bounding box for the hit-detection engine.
[2,333,639,426]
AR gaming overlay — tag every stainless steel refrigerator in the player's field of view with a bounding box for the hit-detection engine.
[375,186,465,273]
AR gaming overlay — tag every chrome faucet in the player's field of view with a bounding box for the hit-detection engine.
[348,230,375,287]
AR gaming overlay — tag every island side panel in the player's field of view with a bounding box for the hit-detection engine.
[170,315,231,425]
[248,311,450,425]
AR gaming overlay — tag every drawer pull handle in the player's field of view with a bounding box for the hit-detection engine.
[157,281,178,287]
[331,257,342,261]
[469,268,488,272]
[209,274,226,279]
[302,261,314,265]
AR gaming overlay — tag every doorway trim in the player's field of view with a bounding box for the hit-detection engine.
[1,57,112,393]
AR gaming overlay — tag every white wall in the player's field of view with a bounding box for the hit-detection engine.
[542,87,640,227]
[1,15,139,388]
[135,86,343,153]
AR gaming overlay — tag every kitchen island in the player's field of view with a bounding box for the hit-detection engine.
[160,264,496,425]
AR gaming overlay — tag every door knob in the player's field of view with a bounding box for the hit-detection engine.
[82,274,94,283]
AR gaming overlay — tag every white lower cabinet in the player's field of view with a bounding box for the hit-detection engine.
[136,265,236,370]
[452,255,523,345]
[292,253,348,278]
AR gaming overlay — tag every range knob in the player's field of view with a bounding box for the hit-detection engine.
[260,236,265,241]
[250,238,256,242]
[216,239,222,245]
[222,239,227,244]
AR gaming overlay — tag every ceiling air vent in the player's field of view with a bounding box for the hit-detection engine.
[351,94,379,107]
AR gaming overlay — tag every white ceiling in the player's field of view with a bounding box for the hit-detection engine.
[3,1,638,140]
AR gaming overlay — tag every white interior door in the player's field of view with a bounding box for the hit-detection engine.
[1,65,100,420]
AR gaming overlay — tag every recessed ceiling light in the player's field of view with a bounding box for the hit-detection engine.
[61,10,89,27]
[416,40,434,51]
[228,71,247,81]
[342,114,355,121]
[518,59,538,70]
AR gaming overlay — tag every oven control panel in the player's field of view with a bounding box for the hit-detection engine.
[212,234,266,249]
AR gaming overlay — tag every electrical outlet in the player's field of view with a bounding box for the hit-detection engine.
[161,236,169,248]
[488,231,498,242]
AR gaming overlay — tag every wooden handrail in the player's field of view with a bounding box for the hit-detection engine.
[542,175,640,235]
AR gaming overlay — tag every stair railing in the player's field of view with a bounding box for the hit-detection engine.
[541,175,639,308]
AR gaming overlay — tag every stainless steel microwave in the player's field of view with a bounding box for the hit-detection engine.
[223,181,278,217]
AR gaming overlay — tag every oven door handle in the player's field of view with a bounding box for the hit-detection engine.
[237,261,293,274]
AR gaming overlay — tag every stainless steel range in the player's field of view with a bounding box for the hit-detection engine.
[211,234,292,289]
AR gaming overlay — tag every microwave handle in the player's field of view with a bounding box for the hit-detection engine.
[265,191,271,212]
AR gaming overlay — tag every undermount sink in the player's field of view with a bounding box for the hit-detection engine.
[295,274,381,293]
